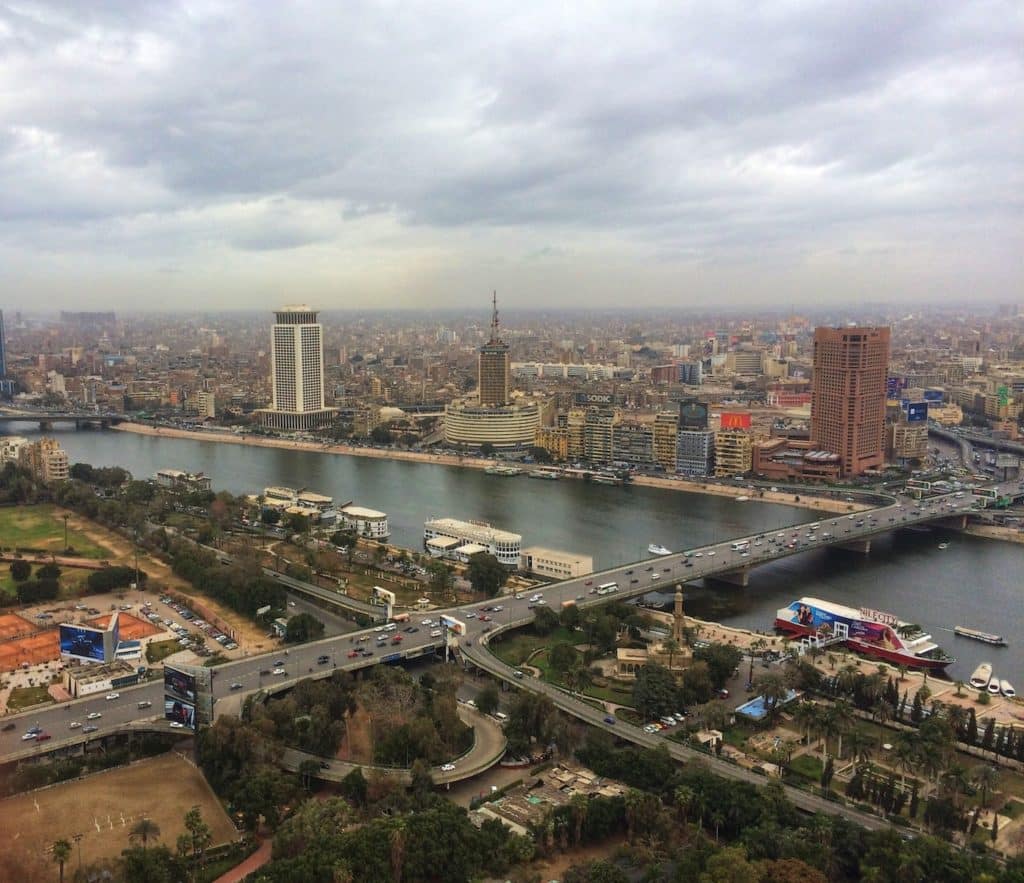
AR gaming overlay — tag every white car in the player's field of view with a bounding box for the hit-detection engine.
[440,762,455,772]
[706,550,716,557]
[105,692,120,701]
[273,667,286,675]
[86,712,102,720]
[421,619,433,626]
[169,721,185,729]
[69,721,82,729]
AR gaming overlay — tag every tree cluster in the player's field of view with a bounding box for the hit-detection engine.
[87,565,148,593]
[169,539,284,618]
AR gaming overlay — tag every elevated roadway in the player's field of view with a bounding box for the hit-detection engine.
[3,480,1020,799]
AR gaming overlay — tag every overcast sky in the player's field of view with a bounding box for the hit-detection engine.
[1,1,1020,313]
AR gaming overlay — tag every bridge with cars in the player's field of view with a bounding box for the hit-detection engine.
[1,478,1020,826]
[0,408,126,429]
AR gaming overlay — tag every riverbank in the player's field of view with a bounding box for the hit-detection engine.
[112,422,858,513]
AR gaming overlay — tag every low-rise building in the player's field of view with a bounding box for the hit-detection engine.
[0,435,28,465]
[751,438,841,482]
[63,660,141,698]
[155,468,213,491]
[520,547,593,579]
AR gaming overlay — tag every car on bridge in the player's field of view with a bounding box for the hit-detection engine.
[229,682,243,690]
[86,712,102,720]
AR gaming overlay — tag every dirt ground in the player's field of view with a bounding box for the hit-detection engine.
[0,630,59,671]
[90,612,161,640]
[0,612,34,640]
[0,751,238,872]
[335,705,374,764]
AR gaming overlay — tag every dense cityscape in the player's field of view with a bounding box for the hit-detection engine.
[1,2,1022,882]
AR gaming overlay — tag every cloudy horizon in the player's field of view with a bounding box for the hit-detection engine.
[1,1,1021,311]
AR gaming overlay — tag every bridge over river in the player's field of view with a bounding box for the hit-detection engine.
[1,479,1020,827]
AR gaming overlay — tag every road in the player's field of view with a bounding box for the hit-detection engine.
[3,480,1020,785]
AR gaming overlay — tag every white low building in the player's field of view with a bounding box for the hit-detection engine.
[424,517,522,567]
[520,547,594,579]
[339,505,390,539]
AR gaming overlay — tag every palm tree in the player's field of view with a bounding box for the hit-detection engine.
[945,704,969,743]
[846,728,875,767]
[129,817,161,849]
[792,701,819,746]
[893,732,919,787]
[942,762,970,808]
[51,839,72,883]
[826,700,855,759]
[389,818,406,883]
[837,663,860,697]
[972,764,999,809]
[674,784,695,827]
[568,793,589,846]
[954,680,965,698]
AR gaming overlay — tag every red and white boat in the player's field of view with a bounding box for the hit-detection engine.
[775,596,953,672]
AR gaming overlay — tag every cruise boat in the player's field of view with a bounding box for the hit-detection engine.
[647,544,672,556]
[592,473,624,486]
[969,662,993,690]
[775,597,953,672]
[484,464,522,477]
[1001,679,1016,698]
[529,468,561,480]
[953,626,1007,647]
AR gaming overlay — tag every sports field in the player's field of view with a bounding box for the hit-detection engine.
[90,612,162,640]
[0,752,238,870]
[0,505,110,559]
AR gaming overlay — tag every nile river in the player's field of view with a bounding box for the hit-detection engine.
[8,426,1023,684]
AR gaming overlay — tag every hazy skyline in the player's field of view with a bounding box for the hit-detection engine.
[1,1,1021,311]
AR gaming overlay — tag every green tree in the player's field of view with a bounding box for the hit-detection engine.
[476,683,500,716]
[532,605,559,635]
[466,552,507,598]
[699,845,759,883]
[129,817,161,848]
[479,442,496,457]
[693,643,743,689]
[51,839,71,883]
[549,642,578,674]
[285,612,326,644]
[36,562,61,581]
[182,805,213,863]
[9,559,30,582]
[633,662,678,721]
[752,672,790,723]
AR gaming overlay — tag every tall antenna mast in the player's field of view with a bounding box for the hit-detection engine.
[490,290,500,341]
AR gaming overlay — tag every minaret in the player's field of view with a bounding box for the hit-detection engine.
[673,584,684,644]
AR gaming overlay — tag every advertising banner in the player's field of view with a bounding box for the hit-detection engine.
[59,624,107,662]
[719,411,752,430]
[164,697,197,729]
[164,666,198,704]
[906,402,928,423]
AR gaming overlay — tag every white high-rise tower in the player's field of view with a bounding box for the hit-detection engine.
[258,305,336,430]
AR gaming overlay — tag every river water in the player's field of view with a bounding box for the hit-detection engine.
[7,426,1022,684]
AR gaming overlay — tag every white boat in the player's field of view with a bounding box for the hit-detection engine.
[1001,679,1016,698]
[969,662,992,690]
[736,495,750,502]
[987,677,1002,695]
[647,544,672,556]
[938,542,949,550]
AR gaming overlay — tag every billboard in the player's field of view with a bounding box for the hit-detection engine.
[59,624,107,662]
[923,389,944,402]
[164,666,198,704]
[679,399,708,429]
[573,392,619,406]
[906,402,928,423]
[440,615,466,636]
[719,411,752,430]
[164,696,197,729]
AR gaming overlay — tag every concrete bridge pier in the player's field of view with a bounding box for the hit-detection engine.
[934,515,968,530]
[706,566,751,587]
[834,538,871,555]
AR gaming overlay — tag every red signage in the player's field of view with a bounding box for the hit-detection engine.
[720,411,752,430]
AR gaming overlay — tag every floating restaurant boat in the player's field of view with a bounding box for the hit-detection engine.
[592,473,624,486]
[484,465,523,476]
[647,544,672,556]
[953,626,1007,647]
[775,597,953,672]
[969,662,993,690]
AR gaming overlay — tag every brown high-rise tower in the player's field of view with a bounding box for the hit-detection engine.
[811,326,890,476]
[478,292,510,407]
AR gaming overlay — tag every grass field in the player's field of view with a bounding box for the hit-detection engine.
[6,685,53,712]
[0,752,238,869]
[0,505,111,559]
[146,639,183,664]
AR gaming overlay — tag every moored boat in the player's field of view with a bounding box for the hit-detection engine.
[647,544,672,556]
[1001,679,1016,699]
[591,472,624,486]
[529,468,561,480]
[953,626,1007,646]
[736,495,750,502]
[988,677,1002,695]
[775,597,953,672]
[970,662,993,690]
[484,464,522,476]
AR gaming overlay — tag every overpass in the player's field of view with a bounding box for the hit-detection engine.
[0,409,126,429]
[2,480,1019,815]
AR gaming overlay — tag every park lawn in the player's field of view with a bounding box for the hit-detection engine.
[0,505,111,559]
[788,753,824,784]
[490,626,578,667]
[7,685,54,712]
[146,639,184,664]
[0,573,16,597]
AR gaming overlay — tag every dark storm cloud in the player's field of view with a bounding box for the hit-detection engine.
[0,0,1020,306]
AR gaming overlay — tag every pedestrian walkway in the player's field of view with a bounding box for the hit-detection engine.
[212,838,271,883]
